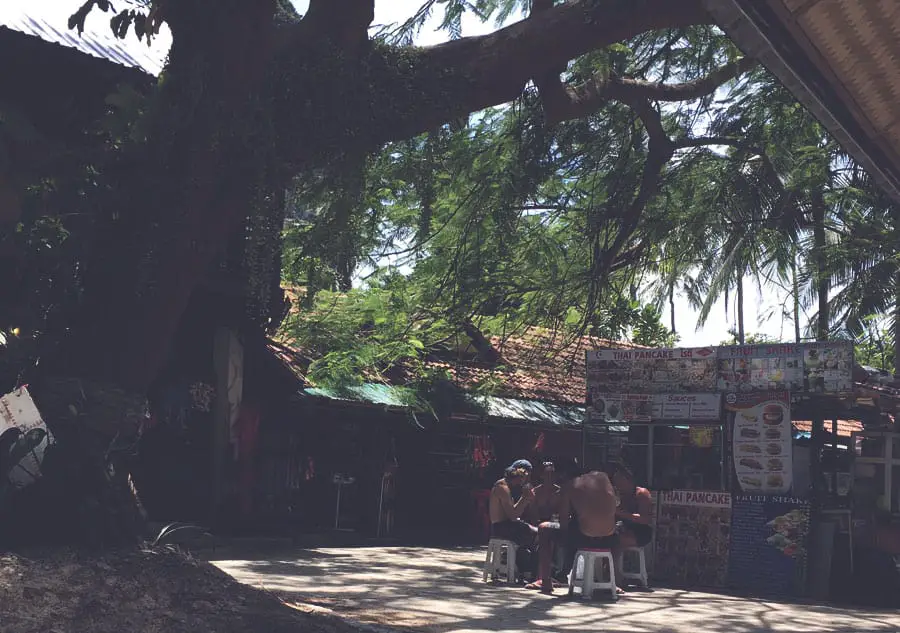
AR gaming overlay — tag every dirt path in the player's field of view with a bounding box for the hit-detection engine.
[214,546,900,633]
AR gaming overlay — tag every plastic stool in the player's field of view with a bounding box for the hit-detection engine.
[483,538,518,583]
[617,546,649,588]
[568,548,617,601]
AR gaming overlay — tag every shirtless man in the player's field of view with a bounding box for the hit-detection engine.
[489,460,537,548]
[558,467,620,594]
[611,464,653,590]
[524,460,562,591]
[526,461,561,525]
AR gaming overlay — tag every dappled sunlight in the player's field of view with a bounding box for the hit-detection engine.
[214,547,900,633]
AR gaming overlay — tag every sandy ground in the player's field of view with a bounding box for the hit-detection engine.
[214,546,900,633]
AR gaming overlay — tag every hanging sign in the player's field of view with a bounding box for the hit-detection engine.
[726,391,793,494]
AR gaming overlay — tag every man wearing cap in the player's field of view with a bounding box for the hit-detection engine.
[489,459,538,548]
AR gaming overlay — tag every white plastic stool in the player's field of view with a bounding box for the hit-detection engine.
[617,546,649,588]
[483,539,518,583]
[568,549,617,601]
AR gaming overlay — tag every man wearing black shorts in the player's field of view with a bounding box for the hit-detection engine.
[611,463,653,589]
[557,466,621,594]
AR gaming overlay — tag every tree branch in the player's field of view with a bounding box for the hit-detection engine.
[275,0,712,164]
[538,57,758,125]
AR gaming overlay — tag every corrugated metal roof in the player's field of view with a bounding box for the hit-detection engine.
[0,0,171,76]
[304,384,416,408]
[303,382,586,429]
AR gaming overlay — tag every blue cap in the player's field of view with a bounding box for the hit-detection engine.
[509,459,533,472]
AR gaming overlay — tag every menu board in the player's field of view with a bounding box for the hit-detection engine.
[589,393,721,422]
[728,495,810,597]
[716,342,853,394]
[586,347,717,393]
[727,391,793,495]
[802,342,853,393]
[716,344,803,392]
[653,490,732,588]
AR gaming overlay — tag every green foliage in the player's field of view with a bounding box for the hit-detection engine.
[632,305,678,348]
[284,279,454,389]
[718,331,788,346]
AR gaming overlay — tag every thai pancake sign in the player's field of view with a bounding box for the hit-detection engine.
[653,490,732,588]
[585,347,717,394]
[726,391,792,494]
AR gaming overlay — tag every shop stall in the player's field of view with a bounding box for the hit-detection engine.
[585,341,860,596]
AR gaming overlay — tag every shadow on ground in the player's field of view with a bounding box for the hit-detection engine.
[213,547,900,633]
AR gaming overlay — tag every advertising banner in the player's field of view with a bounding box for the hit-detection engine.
[728,495,811,597]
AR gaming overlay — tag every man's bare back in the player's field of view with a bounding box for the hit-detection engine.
[563,470,617,537]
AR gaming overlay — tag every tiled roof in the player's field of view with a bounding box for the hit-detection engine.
[410,328,645,405]
[270,325,644,405]
[793,419,862,438]
[0,1,171,76]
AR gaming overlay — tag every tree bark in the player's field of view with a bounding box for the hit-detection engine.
[811,191,829,341]
[669,283,676,335]
[894,270,900,377]
[736,272,745,345]
[792,249,801,343]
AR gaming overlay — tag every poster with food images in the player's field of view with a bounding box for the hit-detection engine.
[802,341,853,393]
[726,391,792,494]
[653,490,732,588]
[585,347,717,394]
[588,393,654,422]
[716,344,804,392]
[587,393,721,423]
[727,495,811,597]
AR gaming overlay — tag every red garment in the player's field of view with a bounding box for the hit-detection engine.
[534,432,546,453]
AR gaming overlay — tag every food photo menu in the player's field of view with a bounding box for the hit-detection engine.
[727,391,793,495]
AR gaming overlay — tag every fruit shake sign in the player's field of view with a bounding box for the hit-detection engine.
[727,391,792,494]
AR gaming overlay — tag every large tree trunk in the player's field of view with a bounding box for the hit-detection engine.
[10,0,281,546]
